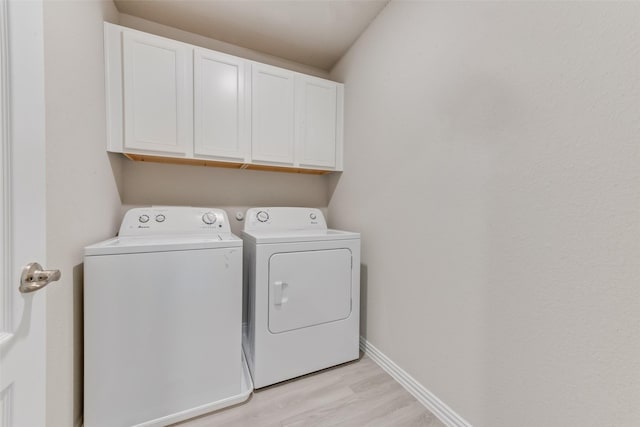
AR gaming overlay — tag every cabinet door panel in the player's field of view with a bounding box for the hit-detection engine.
[251,64,295,164]
[123,32,191,154]
[194,49,246,160]
[296,77,337,169]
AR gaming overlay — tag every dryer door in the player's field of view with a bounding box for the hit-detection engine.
[268,249,352,333]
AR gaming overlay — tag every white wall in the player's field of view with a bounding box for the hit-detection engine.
[43,2,122,426]
[121,161,330,236]
[329,2,640,426]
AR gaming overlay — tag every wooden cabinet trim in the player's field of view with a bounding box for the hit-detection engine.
[123,153,333,175]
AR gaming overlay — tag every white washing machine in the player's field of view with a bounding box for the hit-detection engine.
[84,207,252,427]
[242,207,360,388]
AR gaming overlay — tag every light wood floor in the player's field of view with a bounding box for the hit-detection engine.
[175,354,445,427]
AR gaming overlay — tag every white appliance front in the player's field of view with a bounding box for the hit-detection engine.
[84,207,250,427]
[268,248,352,333]
[243,208,360,389]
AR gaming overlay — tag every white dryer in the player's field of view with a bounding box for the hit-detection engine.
[84,207,252,427]
[242,207,360,388]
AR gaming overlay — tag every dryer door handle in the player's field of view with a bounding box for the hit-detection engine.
[273,281,288,305]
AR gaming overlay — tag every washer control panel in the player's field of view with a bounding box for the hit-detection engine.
[120,207,230,236]
[244,207,327,231]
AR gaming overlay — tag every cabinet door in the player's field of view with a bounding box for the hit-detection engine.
[123,31,192,154]
[251,64,295,164]
[295,76,338,169]
[194,49,247,161]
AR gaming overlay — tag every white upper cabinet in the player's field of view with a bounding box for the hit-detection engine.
[251,63,296,165]
[295,75,341,169]
[105,23,344,173]
[122,31,192,154]
[194,48,248,161]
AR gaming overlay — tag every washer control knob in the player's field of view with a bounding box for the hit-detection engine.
[139,214,150,223]
[202,212,217,225]
[310,213,317,220]
[256,211,269,223]
[155,214,166,223]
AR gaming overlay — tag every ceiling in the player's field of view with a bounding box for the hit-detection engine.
[114,0,389,71]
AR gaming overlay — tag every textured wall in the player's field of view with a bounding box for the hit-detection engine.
[43,2,122,426]
[121,161,330,217]
[328,2,640,426]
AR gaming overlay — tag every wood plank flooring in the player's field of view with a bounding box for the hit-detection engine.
[174,355,445,427]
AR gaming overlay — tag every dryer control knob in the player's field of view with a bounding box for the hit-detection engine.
[202,212,217,225]
[256,211,269,222]
[139,214,150,223]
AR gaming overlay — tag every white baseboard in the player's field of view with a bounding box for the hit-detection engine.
[359,337,472,427]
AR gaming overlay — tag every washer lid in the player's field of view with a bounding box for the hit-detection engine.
[241,229,359,244]
[85,233,242,256]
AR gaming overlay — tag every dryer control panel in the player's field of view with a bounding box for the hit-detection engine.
[244,207,327,231]
[119,207,231,236]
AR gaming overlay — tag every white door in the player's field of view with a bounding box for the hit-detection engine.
[268,249,352,334]
[0,1,53,426]
[251,63,295,165]
[194,48,248,161]
[123,31,192,155]
[295,75,338,169]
